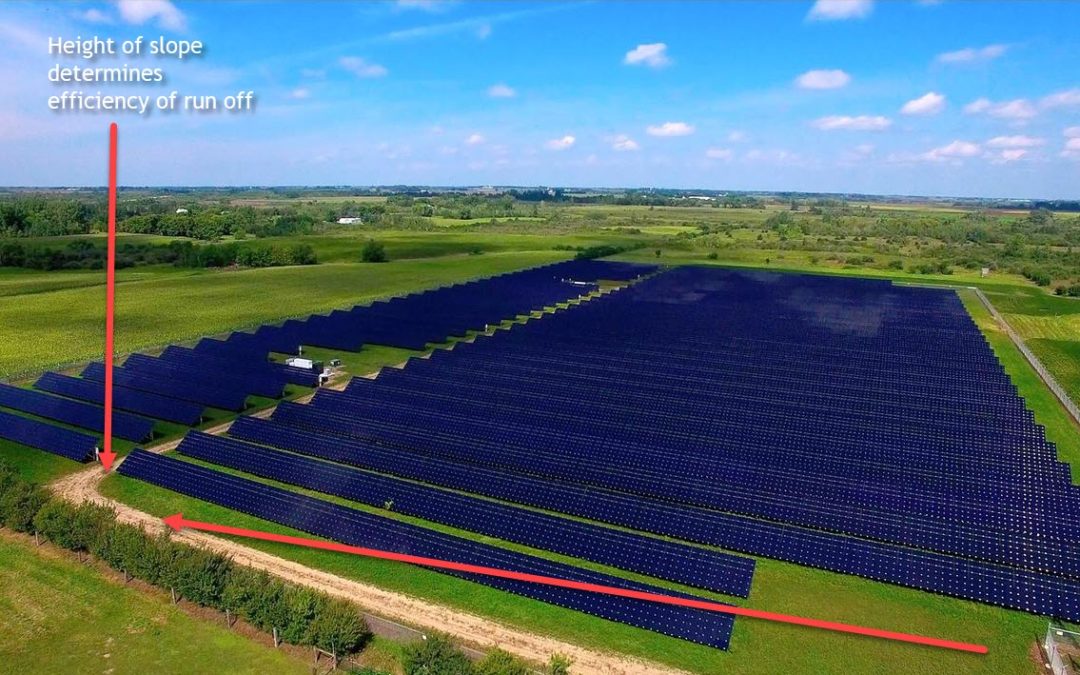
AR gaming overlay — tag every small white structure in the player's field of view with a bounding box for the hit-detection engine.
[175,208,189,214]
[286,357,316,370]
[337,217,363,225]
[981,267,991,278]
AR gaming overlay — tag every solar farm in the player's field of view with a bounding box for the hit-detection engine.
[2,257,1078,670]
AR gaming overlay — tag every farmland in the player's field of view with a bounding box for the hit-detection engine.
[0,189,1078,675]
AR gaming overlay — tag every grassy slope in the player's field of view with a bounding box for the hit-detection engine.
[0,251,566,379]
[0,533,309,675]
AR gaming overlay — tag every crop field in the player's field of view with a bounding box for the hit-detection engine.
[0,250,567,379]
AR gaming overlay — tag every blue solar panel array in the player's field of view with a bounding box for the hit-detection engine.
[176,430,754,597]
[119,448,735,648]
[33,372,205,426]
[0,382,154,443]
[211,265,1080,622]
[0,409,97,462]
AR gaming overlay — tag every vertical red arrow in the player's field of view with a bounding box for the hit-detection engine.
[100,123,118,472]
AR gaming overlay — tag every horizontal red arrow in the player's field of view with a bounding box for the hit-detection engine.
[163,513,988,654]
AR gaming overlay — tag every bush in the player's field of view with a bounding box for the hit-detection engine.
[310,598,371,655]
[403,634,474,675]
[281,586,326,646]
[164,544,233,608]
[475,648,529,675]
[33,500,112,552]
[706,252,719,260]
[0,480,48,533]
[548,654,572,675]
[361,240,388,263]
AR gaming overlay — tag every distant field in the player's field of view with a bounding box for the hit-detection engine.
[0,532,309,675]
[0,251,567,379]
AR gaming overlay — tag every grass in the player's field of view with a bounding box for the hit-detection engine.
[0,532,310,675]
[0,251,568,379]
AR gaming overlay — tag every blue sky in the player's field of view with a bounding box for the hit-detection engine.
[1,0,1079,197]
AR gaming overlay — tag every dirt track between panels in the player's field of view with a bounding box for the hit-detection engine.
[49,443,687,675]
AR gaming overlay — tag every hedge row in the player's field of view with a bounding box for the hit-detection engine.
[0,462,370,657]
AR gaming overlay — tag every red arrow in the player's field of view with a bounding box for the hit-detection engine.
[163,513,988,654]
[99,122,118,473]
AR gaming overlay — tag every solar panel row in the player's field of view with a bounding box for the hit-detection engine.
[0,382,154,442]
[118,449,736,649]
[33,372,205,426]
[227,414,1080,620]
[0,409,97,462]
[177,430,755,597]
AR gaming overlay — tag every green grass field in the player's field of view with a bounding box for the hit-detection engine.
[0,532,310,675]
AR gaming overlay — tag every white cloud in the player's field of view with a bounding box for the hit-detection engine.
[116,0,186,30]
[963,97,1037,120]
[464,133,485,145]
[301,68,326,79]
[487,83,516,98]
[920,140,980,161]
[996,149,1028,162]
[646,121,695,137]
[475,23,492,39]
[986,135,1044,148]
[339,57,388,78]
[611,135,639,151]
[1065,127,1080,138]
[545,135,576,150]
[76,8,113,24]
[288,88,311,100]
[807,0,873,21]
[624,43,672,68]
[396,0,452,11]
[705,147,734,160]
[812,115,892,131]
[795,69,851,90]
[936,44,1008,64]
[1041,89,1080,109]
[900,92,946,116]
[1063,137,1080,159]
[727,130,748,143]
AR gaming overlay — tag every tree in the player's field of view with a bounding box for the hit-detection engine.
[361,240,388,263]
[0,480,48,533]
[310,598,371,655]
[403,634,474,675]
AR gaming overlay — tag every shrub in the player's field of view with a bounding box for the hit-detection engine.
[0,480,48,533]
[403,634,474,675]
[310,598,371,655]
[361,240,388,263]
[281,586,326,646]
[706,252,719,260]
[475,648,529,675]
[548,654,572,675]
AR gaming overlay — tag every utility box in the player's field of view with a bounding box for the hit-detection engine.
[285,357,323,372]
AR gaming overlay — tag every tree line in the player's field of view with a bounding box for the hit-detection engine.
[0,240,317,271]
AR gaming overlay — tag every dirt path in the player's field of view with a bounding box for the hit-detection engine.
[50,459,686,675]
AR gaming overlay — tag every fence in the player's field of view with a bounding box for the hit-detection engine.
[1044,624,1080,675]
[971,287,1080,428]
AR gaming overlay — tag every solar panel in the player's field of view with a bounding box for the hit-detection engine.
[119,449,736,648]
[33,372,204,426]
[0,409,97,462]
[0,382,154,443]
